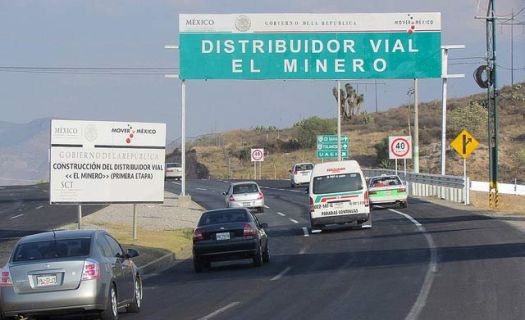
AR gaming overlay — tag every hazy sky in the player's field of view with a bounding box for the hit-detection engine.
[1,0,524,140]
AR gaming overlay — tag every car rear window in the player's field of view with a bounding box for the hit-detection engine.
[295,164,313,171]
[12,238,91,262]
[313,173,363,194]
[370,176,402,187]
[232,184,259,194]
[199,210,250,226]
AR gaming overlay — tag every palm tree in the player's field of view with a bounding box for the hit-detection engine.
[332,83,364,120]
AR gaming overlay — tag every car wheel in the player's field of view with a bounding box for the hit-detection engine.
[262,243,270,263]
[253,245,263,267]
[127,275,142,313]
[259,207,265,213]
[402,201,408,208]
[100,284,118,320]
[291,182,295,188]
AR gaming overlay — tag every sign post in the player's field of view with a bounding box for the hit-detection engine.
[389,136,412,178]
[450,129,479,205]
[251,148,264,180]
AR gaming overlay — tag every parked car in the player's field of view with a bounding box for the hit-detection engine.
[0,230,142,320]
[289,163,314,188]
[223,181,265,213]
[165,162,182,180]
[192,208,269,272]
[368,174,408,208]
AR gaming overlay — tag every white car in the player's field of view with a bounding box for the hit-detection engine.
[165,162,182,180]
[368,175,408,208]
[223,182,265,213]
[289,163,314,188]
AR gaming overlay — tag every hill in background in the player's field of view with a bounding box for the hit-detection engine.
[187,82,525,184]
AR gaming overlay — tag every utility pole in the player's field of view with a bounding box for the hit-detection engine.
[487,0,499,208]
[337,80,342,161]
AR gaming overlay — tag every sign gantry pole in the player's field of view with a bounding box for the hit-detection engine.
[337,80,342,161]
[181,80,187,196]
[77,204,82,230]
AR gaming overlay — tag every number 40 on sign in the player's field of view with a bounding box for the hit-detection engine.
[389,136,412,160]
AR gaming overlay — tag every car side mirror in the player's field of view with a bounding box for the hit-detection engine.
[260,223,268,229]
[222,192,227,196]
[126,248,139,259]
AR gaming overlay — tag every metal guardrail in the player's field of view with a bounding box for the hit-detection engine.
[363,168,469,205]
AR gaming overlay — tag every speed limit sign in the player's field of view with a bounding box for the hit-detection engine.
[389,136,412,159]
[251,148,264,162]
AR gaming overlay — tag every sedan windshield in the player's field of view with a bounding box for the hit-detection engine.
[12,238,91,262]
[313,173,363,194]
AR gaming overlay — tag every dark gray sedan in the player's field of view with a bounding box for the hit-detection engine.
[0,229,142,320]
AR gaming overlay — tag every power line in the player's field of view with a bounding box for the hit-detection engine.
[0,66,179,76]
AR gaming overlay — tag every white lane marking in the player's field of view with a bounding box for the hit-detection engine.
[289,218,299,224]
[271,266,292,281]
[311,229,322,234]
[35,205,44,210]
[264,205,270,209]
[198,301,240,320]
[196,188,207,191]
[387,208,438,320]
[9,214,24,220]
[172,181,181,185]
[276,212,286,217]
[302,227,309,237]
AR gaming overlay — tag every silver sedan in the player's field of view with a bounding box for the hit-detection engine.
[0,229,142,320]
[223,181,265,213]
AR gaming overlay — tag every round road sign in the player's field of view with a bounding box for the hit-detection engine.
[251,148,264,161]
[389,137,411,159]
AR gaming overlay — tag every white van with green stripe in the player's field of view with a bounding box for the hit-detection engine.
[308,160,370,230]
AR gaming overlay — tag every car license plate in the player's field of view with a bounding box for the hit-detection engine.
[333,202,344,208]
[242,202,251,206]
[36,275,57,287]
[216,232,230,241]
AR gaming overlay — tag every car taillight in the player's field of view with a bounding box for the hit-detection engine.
[229,195,235,202]
[243,224,257,237]
[193,228,204,242]
[309,197,314,212]
[398,187,406,193]
[81,259,100,281]
[0,270,12,287]
[364,191,369,207]
[257,192,264,200]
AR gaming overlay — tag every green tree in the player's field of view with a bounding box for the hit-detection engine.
[332,83,364,120]
[374,137,393,168]
[294,116,336,148]
[512,148,525,183]
[448,101,488,138]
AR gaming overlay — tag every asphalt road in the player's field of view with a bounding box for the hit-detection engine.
[2,180,525,320]
[125,179,525,320]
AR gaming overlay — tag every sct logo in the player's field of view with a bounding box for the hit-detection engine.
[61,181,73,189]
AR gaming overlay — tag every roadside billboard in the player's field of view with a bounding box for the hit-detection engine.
[50,120,166,204]
[179,13,441,80]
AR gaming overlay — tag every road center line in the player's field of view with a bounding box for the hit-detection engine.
[276,212,286,217]
[197,301,241,320]
[35,205,44,210]
[196,188,207,191]
[9,214,24,220]
[264,205,270,209]
[387,208,438,320]
[289,218,299,224]
[302,227,309,237]
[271,266,292,281]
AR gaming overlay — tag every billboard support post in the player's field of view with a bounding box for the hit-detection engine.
[181,80,187,196]
[77,204,82,230]
[133,204,138,240]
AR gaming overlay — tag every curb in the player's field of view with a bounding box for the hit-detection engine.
[138,252,177,276]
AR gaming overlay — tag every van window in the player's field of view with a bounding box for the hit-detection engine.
[295,164,313,171]
[313,173,363,194]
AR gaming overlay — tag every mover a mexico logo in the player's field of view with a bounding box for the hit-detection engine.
[111,124,157,144]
